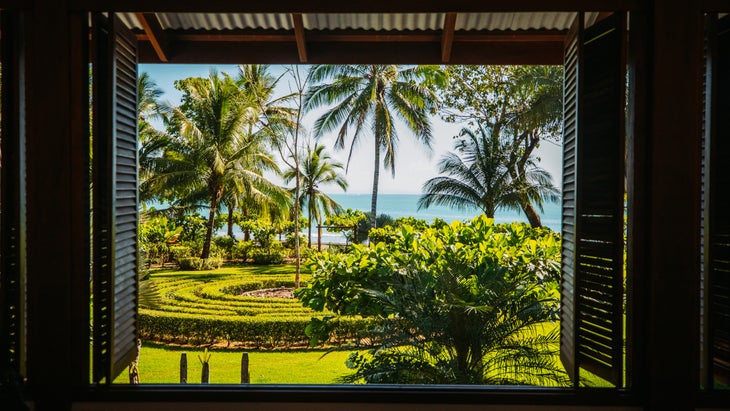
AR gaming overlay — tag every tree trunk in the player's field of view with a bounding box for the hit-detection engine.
[370,142,380,229]
[294,173,301,289]
[242,208,250,241]
[307,198,313,248]
[520,201,543,228]
[514,130,542,228]
[227,202,235,239]
[202,196,219,259]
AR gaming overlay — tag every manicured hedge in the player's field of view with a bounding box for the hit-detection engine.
[139,310,377,348]
[138,266,375,347]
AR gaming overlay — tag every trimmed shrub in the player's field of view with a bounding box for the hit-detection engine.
[177,257,202,270]
[200,257,222,270]
[176,257,222,271]
[251,243,286,265]
[213,236,236,259]
[232,240,253,262]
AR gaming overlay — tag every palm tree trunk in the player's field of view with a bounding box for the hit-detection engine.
[226,202,235,239]
[515,131,542,228]
[307,197,313,248]
[520,201,542,228]
[370,143,380,229]
[202,199,219,259]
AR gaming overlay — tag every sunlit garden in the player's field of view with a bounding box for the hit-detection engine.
[130,63,575,386]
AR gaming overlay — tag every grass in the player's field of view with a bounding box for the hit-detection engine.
[114,342,357,384]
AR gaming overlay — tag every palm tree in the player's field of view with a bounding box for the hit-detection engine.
[304,65,444,229]
[283,143,348,247]
[418,125,559,219]
[137,73,170,204]
[148,70,285,259]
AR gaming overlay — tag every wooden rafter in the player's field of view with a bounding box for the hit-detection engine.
[135,28,566,44]
[72,0,641,13]
[292,13,307,63]
[135,13,169,62]
[441,12,457,63]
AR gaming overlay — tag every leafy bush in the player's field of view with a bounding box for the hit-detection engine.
[297,216,565,385]
[177,256,222,271]
[200,257,222,270]
[177,257,202,270]
[170,245,192,262]
[213,236,236,259]
[251,243,286,264]
[232,240,253,262]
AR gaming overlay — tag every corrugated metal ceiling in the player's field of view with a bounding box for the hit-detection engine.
[119,12,593,32]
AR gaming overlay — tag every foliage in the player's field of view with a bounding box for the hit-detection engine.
[213,235,236,259]
[137,265,373,348]
[304,64,445,228]
[231,240,253,262]
[143,68,289,259]
[436,66,563,227]
[177,257,223,271]
[355,213,394,243]
[418,125,559,219]
[251,243,287,265]
[297,216,565,385]
[283,142,348,247]
[324,208,366,244]
[139,215,180,265]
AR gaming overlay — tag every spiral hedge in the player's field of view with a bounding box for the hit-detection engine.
[139,266,375,348]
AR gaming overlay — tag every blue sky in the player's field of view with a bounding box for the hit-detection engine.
[139,64,562,195]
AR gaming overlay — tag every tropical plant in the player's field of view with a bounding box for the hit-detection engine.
[304,64,445,229]
[223,64,296,240]
[418,125,559,219]
[145,70,286,259]
[284,143,348,247]
[297,216,565,385]
[137,72,171,203]
[323,208,366,245]
[438,66,563,226]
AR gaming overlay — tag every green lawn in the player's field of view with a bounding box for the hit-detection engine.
[114,342,357,384]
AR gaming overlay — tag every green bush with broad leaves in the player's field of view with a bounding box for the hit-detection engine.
[296,216,566,385]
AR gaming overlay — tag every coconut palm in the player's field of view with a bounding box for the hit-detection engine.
[137,72,171,203]
[283,143,348,247]
[418,125,559,219]
[304,65,444,229]
[230,64,297,232]
[148,70,285,259]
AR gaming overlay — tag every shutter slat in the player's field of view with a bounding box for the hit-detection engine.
[560,13,625,387]
[93,13,139,384]
[560,15,581,384]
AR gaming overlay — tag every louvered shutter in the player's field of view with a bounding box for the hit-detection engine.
[0,12,26,381]
[92,13,139,384]
[705,13,730,389]
[560,15,581,385]
[561,13,626,386]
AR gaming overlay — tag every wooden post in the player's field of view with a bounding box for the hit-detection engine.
[201,362,210,384]
[180,352,187,384]
[317,225,322,251]
[128,339,141,384]
[241,352,250,384]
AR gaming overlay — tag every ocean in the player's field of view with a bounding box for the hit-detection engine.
[149,194,562,243]
[310,193,561,244]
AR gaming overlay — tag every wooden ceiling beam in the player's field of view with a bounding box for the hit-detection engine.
[138,39,563,65]
[73,0,641,13]
[441,12,457,63]
[134,28,565,44]
[135,13,169,62]
[292,13,307,63]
